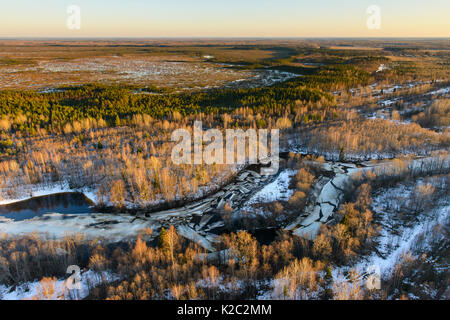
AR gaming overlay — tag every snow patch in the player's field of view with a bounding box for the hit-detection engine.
[0,270,118,300]
[244,169,296,206]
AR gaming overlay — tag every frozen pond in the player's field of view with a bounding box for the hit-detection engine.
[0,192,94,221]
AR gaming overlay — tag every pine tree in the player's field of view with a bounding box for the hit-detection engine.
[114,115,121,127]
[325,265,333,281]
[158,227,168,249]
[339,147,345,162]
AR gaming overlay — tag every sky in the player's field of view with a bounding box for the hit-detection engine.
[1,0,449,38]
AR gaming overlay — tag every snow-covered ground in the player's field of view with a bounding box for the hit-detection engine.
[361,205,449,277]
[376,64,387,73]
[331,175,449,293]
[222,69,299,89]
[426,86,450,96]
[243,169,296,206]
[0,57,252,90]
[366,85,449,122]
[237,169,296,219]
[0,182,98,206]
[333,80,440,99]
[0,270,118,300]
[353,181,449,279]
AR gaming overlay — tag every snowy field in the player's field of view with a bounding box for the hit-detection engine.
[0,270,118,300]
[0,56,298,90]
[243,169,296,206]
[0,182,96,206]
[354,179,449,277]
[331,175,449,298]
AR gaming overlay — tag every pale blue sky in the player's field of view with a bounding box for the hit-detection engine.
[1,0,449,37]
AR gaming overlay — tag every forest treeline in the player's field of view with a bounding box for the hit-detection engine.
[295,119,449,160]
[0,81,333,135]
[0,62,394,136]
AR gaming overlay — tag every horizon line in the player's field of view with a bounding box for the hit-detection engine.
[1,36,449,41]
